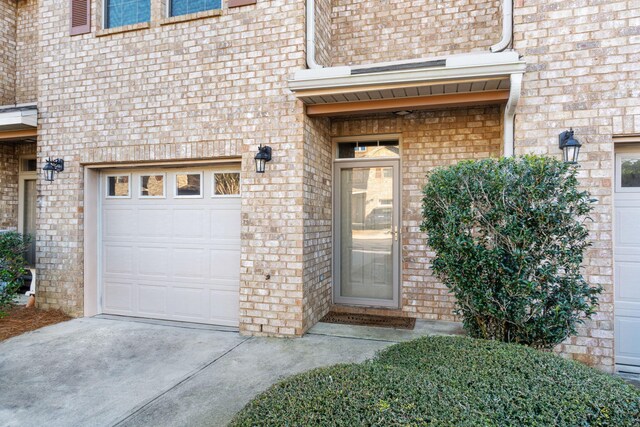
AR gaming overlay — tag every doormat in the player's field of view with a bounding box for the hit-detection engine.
[320,311,416,330]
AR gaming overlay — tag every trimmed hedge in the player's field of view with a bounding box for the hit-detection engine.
[230,337,640,426]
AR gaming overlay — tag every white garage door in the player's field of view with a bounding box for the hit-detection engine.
[615,149,640,372]
[100,166,241,327]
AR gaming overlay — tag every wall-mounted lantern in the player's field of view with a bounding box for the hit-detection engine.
[559,128,582,164]
[254,145,272,174]
[43,158,64,182]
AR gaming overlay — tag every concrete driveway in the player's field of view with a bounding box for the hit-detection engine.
[0,316,461,427]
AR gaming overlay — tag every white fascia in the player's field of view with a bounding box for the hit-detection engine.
[290,52,526,92]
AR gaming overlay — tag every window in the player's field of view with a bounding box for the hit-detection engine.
[140,174,165,198]
[21,158,37,172]
[175,172,202,197]
[337,140,399,159]
[170,0,221,17]
[106,0,150,28]
[213,172,240,196]
[619,155,640,190]
[106,175,131,198]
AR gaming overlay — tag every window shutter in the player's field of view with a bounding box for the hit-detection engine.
[70,0,90,36]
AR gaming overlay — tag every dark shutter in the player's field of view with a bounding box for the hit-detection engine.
[70,0,90,36]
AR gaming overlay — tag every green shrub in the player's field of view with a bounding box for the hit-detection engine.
[230,337,640,427]
[0,232,31,315]
[421,156,601,349]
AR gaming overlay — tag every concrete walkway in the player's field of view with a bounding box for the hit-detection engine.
[0,316,462,427]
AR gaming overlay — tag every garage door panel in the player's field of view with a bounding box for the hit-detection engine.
[211,209,241,239]
[209,289,240,326]
[101,167,240,326]
[104,208,137,238]
[103,281,134,312]
[173,248,207,279]
[210,249,241,279]
[170,287,207,319]
[616,317,640,367]
[137,284,168,316]
[138,246,170,278]
[173,209,208,239]
[137,209,171,238]
[616,208,640,247]
[104,245,135,275]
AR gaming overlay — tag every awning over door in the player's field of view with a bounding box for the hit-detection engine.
[289,52,526,117]
[0,104,37,141]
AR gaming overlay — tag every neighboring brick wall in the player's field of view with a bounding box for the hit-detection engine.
[0,143,18,230]
[0,0,16,105]
[329,0,502,66]
[16,0,38,104]
[512,0,640,372]
[37,0,309,328]
[301,116,333,331]
[331,106,503,320]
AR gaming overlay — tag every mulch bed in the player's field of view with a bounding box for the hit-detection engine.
[321,311,416,330]
[0,305,71,341]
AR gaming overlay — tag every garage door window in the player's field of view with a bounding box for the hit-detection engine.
[213,172,240,196]
[140,174,165,198]
[106,175,130,198]
[175,172,202,198]
[617,154,640,192]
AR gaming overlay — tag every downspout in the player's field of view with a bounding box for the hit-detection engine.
[503,72,522,157]
[306,0,322,69]
[490,0,513,52]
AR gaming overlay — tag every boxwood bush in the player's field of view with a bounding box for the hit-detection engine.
[230,337,640,426]
[421,156,601,349]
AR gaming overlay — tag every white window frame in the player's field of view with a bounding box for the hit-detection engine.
[616,153,640,193]
[174,171,204,199]
[212,171,241,198]
[139,173,167,199]
[105,174,132,199]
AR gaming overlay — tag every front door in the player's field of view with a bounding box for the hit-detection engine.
[615,147,640,373]
[334,153,400,308]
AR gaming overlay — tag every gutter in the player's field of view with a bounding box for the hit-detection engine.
[490,0,513,52]
[503,72,522,157]
[306,0,322,69]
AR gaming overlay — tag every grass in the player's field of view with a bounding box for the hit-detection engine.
[230,336,640,426]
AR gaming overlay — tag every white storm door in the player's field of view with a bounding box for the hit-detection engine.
[334,160,400,308]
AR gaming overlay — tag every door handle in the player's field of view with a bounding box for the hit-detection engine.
[393,225,399,241]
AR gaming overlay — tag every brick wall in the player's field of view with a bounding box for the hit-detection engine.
[329,0,502,66]
[0,0,16,105]
[16,0,38,104]
[37,0,309,328]
[301,116,333,331]
[331,106,503,320]
[512,0,640,372]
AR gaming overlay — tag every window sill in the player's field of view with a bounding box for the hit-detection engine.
[159,9,222,26]
[96,22,150,37]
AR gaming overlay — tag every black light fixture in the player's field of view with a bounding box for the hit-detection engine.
[254,145,272,174]
[559,128,582,164]
[43,158,64,182]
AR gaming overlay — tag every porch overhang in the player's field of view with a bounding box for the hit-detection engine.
[289,52,526,117]
[0,104,37,140]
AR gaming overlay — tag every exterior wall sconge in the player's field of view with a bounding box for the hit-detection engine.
[43,158,64,182]
[254,145,272,173]
[559,128,582,164]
